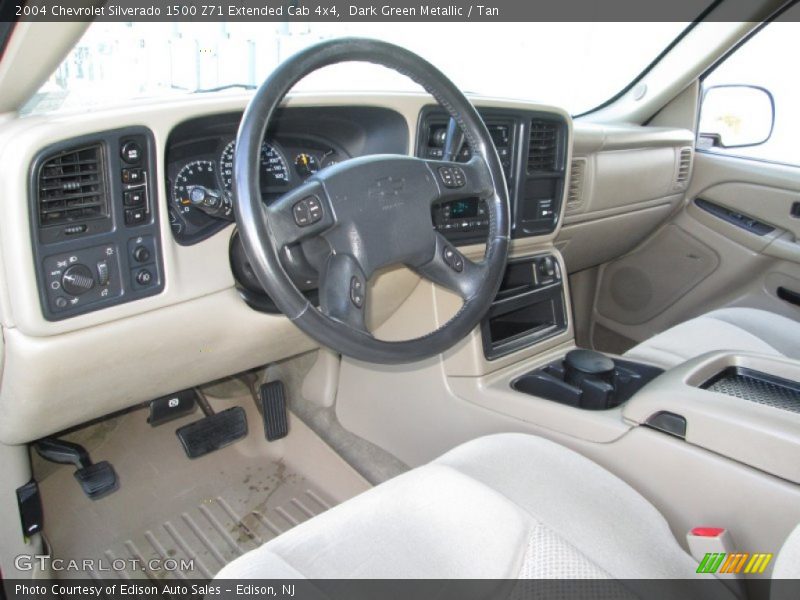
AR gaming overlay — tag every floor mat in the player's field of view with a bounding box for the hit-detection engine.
[36,389,369,580]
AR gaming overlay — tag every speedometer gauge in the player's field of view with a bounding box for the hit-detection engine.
[219,140,289,194]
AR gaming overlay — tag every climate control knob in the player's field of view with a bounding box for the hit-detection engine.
[61,264,95,295]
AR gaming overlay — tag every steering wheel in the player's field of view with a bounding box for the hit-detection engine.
[234,38,510,364]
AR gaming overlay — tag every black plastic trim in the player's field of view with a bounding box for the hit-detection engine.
[29,127,165,321]
[417,106,568,245]
[481,254,567,360]
[695,197,775,235]
[777,286,800,307]
[15,479,43,537]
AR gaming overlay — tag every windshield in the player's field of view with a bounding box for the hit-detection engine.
[24,22,689,116]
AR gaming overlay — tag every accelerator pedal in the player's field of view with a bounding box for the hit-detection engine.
[34,438,119,500]
[175,389,247,458]
[259,381,289,441]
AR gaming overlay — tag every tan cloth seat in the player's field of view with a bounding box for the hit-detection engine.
[624,307,800,368]
[216,433,745,597]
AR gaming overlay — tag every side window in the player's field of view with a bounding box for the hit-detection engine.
[698,6,800,166]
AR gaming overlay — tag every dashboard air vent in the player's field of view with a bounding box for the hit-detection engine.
[527,120,559,172]
[676,147,693,186]
[566,158,587,213]
[37,144,108,228]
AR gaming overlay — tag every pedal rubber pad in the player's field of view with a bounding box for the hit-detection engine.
[74,461,119,500]
[176,406,248,459]
[259,381,289,441]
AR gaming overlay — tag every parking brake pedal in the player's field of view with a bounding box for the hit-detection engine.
[34,438,119,500]
[175,390,247,458]
[259,381,289,441]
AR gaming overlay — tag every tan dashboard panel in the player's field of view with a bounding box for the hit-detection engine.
[0,289,317,444]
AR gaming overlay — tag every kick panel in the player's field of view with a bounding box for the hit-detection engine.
[596,224,719,326]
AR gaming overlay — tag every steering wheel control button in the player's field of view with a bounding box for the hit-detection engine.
[443,246,464,272]
[120,141,143,164]
[293,202,310,226]
[293,195,324,227]
[438,166,466,188]
[349,276,365,309]
[306,196,323,223]
[61,264,95,295]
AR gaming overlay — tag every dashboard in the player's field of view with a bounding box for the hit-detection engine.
[0,90,699,444]
[0,93,578,444]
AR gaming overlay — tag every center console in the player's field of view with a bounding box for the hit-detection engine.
[418,106,569,246]
[481,254,568,360]
[622,351,800,484]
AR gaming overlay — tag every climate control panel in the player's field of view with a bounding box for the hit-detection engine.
[31,127,164,321]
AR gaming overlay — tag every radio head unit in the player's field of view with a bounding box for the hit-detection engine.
[417,106,568,246]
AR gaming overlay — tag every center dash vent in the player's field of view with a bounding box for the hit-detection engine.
[36,144,108,228]
[675,147,693,188]
[527,120,560,173]
[566,158,587,213]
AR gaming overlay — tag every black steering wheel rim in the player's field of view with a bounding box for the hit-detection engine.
[234,38,510,364]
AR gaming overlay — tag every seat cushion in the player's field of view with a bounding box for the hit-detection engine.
[216,433,730,594]
[624,307,800,368]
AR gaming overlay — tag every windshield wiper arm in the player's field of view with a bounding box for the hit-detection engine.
[194,83,257,94]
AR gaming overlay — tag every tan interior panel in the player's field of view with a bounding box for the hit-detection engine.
[558,204,673,273]
[590,147,680,212]
[596,224,720,326]
[592,151,800,350]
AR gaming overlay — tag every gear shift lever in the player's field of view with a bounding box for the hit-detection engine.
[442,116,465,162]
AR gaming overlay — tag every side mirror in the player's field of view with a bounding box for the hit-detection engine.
[698,85,775,149]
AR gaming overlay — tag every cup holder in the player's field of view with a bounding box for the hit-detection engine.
[511,349,664,410]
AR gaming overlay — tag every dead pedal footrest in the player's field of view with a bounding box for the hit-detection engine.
[176,406,248,459]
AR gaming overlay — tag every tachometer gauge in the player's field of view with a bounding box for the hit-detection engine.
[219,140,289,193]
[294,153,320,177]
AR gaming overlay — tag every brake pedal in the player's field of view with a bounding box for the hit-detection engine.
[259,381,289,441]
[34,438,119,500]
[175,390,247,458]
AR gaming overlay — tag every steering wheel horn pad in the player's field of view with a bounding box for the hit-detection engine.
[235,38,510,364]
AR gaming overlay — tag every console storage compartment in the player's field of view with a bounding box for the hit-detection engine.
[481,255,568,359]
[623,351,800,483]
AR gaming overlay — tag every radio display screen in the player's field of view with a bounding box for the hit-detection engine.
[448,198,478,219]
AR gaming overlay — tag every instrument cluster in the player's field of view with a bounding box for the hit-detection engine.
[167,135,347,245]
